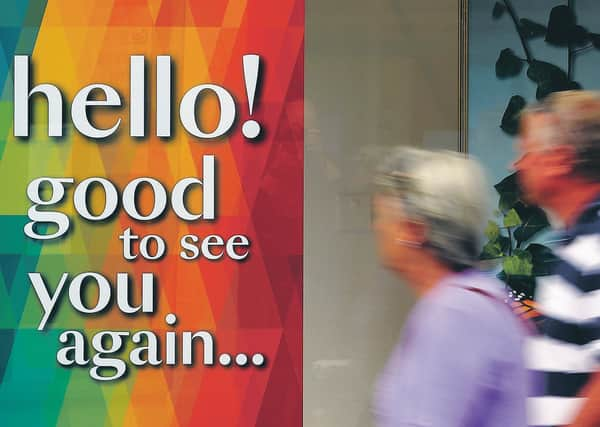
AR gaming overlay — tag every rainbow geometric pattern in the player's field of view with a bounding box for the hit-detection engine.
[0,1,303,426]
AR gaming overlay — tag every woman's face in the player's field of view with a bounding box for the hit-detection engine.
[372,194,421,272]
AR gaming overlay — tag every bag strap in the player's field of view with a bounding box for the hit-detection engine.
[452,284,536,334]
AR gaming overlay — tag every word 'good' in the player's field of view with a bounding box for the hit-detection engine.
[25,155,214,240]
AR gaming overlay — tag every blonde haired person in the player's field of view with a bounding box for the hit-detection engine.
[371,147,528,427]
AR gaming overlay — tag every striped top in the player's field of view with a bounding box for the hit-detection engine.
[527,195,600,427]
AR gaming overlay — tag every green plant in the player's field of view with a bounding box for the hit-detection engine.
[482,0,600,298]
[481,175,558,299]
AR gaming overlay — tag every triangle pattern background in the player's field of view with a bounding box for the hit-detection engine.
[0,1,303,426]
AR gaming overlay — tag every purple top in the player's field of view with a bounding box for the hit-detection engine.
[372,270,528,427]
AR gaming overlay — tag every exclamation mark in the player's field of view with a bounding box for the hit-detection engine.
[242,54,262,140]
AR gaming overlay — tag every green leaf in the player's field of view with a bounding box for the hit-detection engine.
[495,173,518,193]
[525,243,559,276]
[493,2,506,19]
[481,237,511,260]
[536,80,581,100]
[527,60,573,101]
[494,173,520,211]
[513,204,550,243]
[481,219,512,260]
[500,95,526,135]
[500,245,556,296]
[520,19,547,39]
[485,221,500,240]
[499,192,519,212]
[527,60,568,85]
[481,241,503,260]
[503,249,533,276]
[496,48,524,78]
[545,5,576,46]
[504,208,522,228]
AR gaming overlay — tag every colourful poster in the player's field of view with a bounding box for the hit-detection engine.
[0,1,303,426]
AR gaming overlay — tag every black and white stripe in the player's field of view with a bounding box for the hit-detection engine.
[528,227,600,426]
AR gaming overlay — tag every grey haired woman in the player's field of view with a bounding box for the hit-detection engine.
[371,147,528,427]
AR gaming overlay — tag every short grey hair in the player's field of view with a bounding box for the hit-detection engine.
[522,90,600,181]
[374,147,490,271]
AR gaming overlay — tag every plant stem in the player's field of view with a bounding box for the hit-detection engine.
[508,227,513,256]
[568,47,574,79]
[568,0,575,80]
[502,0,533,63]
[574,44,594,55]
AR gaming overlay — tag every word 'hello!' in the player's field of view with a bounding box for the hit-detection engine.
[13,55,262,140]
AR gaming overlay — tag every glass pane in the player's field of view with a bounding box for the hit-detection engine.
[305,1,460,425]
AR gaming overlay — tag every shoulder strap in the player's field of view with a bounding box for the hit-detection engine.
[451,285,536,334]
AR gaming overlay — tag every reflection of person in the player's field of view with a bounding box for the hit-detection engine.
[514,91,600,427]
[371,147,527,427]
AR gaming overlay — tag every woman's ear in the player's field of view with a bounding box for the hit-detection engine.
[403,218,427,246]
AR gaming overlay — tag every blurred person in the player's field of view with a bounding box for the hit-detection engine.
[371,147,528,427]
[514,90,600,427]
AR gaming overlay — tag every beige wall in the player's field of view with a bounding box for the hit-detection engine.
[304,1,460,425]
